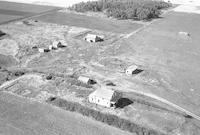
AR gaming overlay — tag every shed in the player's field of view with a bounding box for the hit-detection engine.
[52,41,59,49]
[38,48,45,53]
[84,34,104,43]
[125,65,138,76]
[38,48,50,53]
[89,88,121,108]
[78,76,96,85]
[58,40,67,47]
[179,31,190,36]
[49,45,53,50]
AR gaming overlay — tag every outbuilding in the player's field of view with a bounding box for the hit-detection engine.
[52,41,59,49]
[89,88,121,108]
[38,48,50,53]
[78,76,96,85]
[125,65,139,76]
[84,34,104,43]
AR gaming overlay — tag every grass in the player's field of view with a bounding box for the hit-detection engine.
[35,12,143,34]
[0,1,58,24]
[46,97,165,135]
[0,92,132,135]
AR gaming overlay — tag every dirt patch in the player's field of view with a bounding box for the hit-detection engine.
[0,39,19,56]
[0,54,18,68]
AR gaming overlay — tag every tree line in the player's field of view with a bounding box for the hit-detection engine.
[69,0,171,20]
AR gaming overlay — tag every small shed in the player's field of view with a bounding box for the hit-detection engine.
[179,31,190,36]
[84,34,104,43]
[58,40,67,47]
[49,45,53,50]
[38,48,50,53]
[52,41,59,49]
[78,76,96,85]
[89,88,121,108]
[125,65,138,76]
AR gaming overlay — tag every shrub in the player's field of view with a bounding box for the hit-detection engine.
[46,97,164,135]
[69,0,171,20]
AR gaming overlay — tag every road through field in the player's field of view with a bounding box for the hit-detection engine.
[0,92,133,135]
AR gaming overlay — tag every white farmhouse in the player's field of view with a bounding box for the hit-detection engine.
[84,34,104,43]
[89,88,121,108]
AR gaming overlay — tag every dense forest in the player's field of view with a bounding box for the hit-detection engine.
[69,0,171,20]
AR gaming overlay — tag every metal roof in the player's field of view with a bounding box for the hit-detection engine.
[89,88,115,100]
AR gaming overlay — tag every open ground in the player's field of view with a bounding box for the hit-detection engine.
[0,1,200,135]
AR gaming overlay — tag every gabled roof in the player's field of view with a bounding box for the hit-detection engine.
[85,34,98,39]
[126,65,138,71]
[90,88,115,100]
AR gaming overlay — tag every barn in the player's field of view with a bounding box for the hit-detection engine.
[89,88,121,108]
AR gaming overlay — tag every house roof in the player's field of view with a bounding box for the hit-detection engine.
[89,88,116,100]
[85,34,97,39]
[126,65,138,71]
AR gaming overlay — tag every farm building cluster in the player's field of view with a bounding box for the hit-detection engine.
[37,40,67,53]
[79,64,142,108]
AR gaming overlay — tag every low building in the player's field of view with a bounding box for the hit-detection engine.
[38,48,50,53]
[89,88,121,108]
[49,45,53,50]
[52,40,67,48]
[179,31,190,36]
[52,41,59,49]
[125,65,138,76]
[84,34,104,43]
[78,76,96,85]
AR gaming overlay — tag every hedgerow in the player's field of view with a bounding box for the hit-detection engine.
[46,97,165,135]
[69,0,171,20]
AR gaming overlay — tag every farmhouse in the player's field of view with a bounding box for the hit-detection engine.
[89,88,121,108]
[84,34,104,43]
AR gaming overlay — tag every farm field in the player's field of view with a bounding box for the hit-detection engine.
[34,12,143,34]
[0,0,97,7]
[0,92,133,135]
[123,11,200,116]
[0,1,59,24]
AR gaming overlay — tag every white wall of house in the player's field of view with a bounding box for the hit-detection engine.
[89,95,111,108]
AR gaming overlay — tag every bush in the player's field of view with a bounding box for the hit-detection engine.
[46,97,164,135]
[69,0,171,20]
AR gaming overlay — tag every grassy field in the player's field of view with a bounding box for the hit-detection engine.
[0,1,59,24]
[34,12,143,34]
[122,11,200,116]
[0,92,133,135]
[0,1,58,13]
